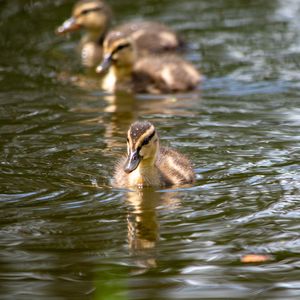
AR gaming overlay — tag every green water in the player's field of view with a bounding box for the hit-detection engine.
[1,0,300,299]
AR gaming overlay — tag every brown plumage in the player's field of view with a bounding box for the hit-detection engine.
[133,55,201,93]
[113,121,195,188]
[110,21,184,56]
[96,32,201,93]
[56,0,182,68]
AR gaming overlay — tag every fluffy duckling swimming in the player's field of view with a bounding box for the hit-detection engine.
[96,32,201,93]
[56,0,112,68]
[56,0,182,68]
[113,121,195,188]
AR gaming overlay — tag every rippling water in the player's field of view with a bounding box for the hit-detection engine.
[1,0,300,299]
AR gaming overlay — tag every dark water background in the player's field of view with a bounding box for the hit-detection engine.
[1,0,300,299]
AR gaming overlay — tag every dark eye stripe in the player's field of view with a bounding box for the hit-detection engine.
[136,145,142,153]
[141,130,155,146]
[81,6,102,15]
[112,43,130,55]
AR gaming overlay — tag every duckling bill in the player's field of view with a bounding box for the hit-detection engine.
[113,121,195,188]
[96,32,201,94]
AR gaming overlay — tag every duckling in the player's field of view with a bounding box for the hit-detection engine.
[56,0,112,68]
[56,0,183,68]
[113,121,195,188]
[96,32,201,93]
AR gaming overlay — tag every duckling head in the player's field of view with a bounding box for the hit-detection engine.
[56,0,111,35]
[96,32,135,74]
[124,121,159,173]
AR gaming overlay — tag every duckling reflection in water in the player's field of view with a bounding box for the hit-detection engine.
[113,121,195,188]
[126,188,181,270]
[96,32,201,93]
[56,0,182,68]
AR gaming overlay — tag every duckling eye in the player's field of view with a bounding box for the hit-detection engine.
[142,137,150,146]
[141,130,156,146]
[137,146,142,152]
[116,44,129,52]
[81,9,89,15]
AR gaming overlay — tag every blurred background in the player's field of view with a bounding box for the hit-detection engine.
[0,0,300,299]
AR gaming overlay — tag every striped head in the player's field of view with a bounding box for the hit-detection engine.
[124,121,159,173]
[96,32,135,73]
[56,0,111,35]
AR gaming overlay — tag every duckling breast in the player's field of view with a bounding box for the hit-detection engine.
[113,156,164,188]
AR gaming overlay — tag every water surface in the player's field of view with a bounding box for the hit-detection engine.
[1,0,300,299]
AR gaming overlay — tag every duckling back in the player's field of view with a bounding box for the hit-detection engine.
[112,21,184,56]
[156,147,195,186]
[132,55,201,94]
